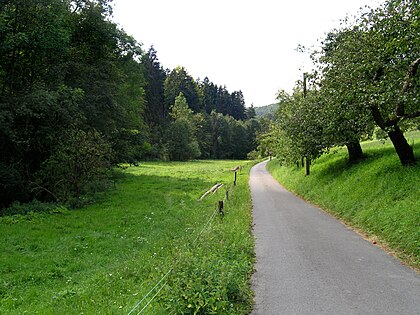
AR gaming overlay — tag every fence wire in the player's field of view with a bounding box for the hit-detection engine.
[127,182,235,314]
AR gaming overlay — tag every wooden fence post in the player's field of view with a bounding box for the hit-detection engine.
[218,200,224,217]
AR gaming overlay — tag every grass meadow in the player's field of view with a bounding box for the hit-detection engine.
[267,131,420,269]
[0,160,256,314]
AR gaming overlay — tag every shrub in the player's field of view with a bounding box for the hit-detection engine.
[0,199,65,217]
[34,129,112,202]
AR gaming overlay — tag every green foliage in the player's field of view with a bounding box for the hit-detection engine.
[260,120,298,165]
[142,46,167,127]
[0,0,149,206]
[254,103,279,119]
[0,200,65,217]
[0,83,86,206]
[167,93,201,161]
[66,2,148,162]
[267,131,420,268]
[229,91,247,121]
[167,121,201,161]
[0,0,260,208]
[0,0,71,91]
[198,78,246,120]
[170,92,194,121]
[163,90,258,161]
[245,104,256,120]
[0,160,255,314]
[35,129,112,202]
[0,0,83,205]
[262,0,419,167]
[141,68,254,162]
[198,112,258,160]
[165,67,201,113]
[263,89,328,165]
[312,0,420,165]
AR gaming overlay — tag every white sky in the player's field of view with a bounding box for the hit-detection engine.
[112,0,381,107]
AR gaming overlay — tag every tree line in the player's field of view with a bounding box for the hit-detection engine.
[0,0,259,208]
[260,0,419,170]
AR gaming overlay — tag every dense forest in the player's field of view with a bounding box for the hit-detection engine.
[254,103,279,119]
[2,0,419,210]
[0,0,260,208]
[259,0,419,171]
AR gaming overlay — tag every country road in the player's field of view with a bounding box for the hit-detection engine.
[250,161,420,315]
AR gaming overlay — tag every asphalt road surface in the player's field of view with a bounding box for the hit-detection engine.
[250,161,420,315]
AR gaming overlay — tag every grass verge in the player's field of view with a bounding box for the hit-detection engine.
[266,131,420,270]
[0,160,255,314]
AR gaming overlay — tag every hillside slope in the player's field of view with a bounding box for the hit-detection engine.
[266,131,420,269]
[255,103,279,119]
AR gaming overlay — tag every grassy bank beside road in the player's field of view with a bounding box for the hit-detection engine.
[267,131,420,270]
[0,160,255,314]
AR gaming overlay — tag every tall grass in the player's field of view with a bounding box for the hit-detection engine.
[0,160,255,314]
[267,131,420,269]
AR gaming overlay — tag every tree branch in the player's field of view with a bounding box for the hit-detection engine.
[370,104,386,130]
[30,181,59,201]
[396,57,420,117]
[71,0,82,14]
[406,110,420,119]
[402,57,420,93]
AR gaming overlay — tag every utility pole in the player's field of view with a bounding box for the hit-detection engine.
[303,72,310,176]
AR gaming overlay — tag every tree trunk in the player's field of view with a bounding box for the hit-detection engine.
[305,157,311,176]
[387,125,416,166]
[370,105,416,166]
[346,140,364,163]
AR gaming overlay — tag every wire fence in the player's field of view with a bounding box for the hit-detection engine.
[127,179,237,315]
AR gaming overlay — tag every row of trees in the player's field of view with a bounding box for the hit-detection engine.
[261,0,419,169]
[0,0,259,208]
[142,50,251,128]
[141,48,258,161]
[165,92,258,161]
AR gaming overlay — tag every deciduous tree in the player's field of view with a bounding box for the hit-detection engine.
[314,0,419,165]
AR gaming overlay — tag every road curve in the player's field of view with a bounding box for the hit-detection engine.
[250,161,420,315]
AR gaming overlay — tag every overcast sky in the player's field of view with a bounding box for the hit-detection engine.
[112,0,381,107]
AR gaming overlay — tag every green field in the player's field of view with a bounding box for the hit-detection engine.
[267,131,420,269]
[0,160,255,314]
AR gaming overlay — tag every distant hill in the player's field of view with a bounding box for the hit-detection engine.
[255,103,279,119]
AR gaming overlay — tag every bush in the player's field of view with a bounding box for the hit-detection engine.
[34,129,112,202]
[246,150,260,160]
[0,199,64,217]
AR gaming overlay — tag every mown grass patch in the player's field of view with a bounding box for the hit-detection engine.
[267,131,420,269]
[0,160,255,314]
